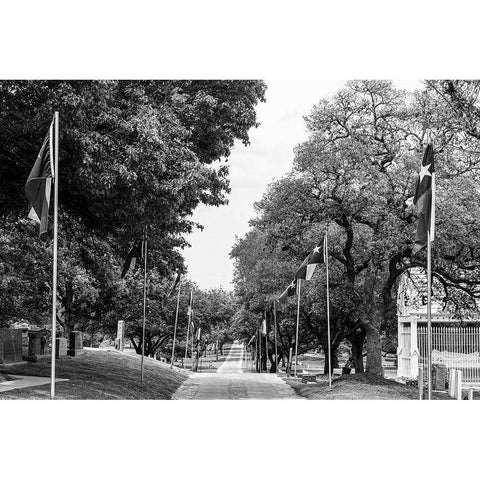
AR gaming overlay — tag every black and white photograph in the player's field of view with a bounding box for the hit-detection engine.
[2,78,478,402]
[2,2,479,479]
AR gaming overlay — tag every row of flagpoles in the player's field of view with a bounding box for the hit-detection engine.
[269,143,435,395]
[23,112,200,398]
[275,228,332,386]
[24,113,435,399]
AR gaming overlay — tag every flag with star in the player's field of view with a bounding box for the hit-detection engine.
[295,239,325,280]
[261,318,267,335]
[25,119,55,235]
[187,290,193,317]
[278,279,297,304]
[413,144,435,253]
[121,239,144,278]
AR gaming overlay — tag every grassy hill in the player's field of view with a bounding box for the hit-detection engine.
[0,349,188,399]
[286,373,451,400]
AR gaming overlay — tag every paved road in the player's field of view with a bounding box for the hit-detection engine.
[172,342,302,400]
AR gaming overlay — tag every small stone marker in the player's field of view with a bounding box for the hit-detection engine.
[68,331,85,357]
[432,363,447,390]
[0,328,23,363]
[301,374,317,384]
[26,328,49,363]
[56,338,68,358]
[115,320,125,351]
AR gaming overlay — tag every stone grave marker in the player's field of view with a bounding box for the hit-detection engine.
[56,337,68,358]
[115,320,125,351]
[26,328,49,363]
[0,328,23,363]
[68,331,85,357]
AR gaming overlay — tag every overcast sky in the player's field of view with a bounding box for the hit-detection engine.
[183,80,422,291]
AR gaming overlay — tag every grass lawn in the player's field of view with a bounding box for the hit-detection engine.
[285,373,452,400]
[0,349,188,400]
[172,354,228,373]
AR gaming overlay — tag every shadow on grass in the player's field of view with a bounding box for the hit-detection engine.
[0,349,189,400]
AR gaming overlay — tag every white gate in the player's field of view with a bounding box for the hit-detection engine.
[418,325,480,383]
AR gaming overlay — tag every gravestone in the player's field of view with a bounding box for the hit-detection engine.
[115,320,125,351]
[26,328,49,363]
[56,337,68,358]
[68,331,85,357]
[0,328,23,363]
[301,374,317,384]
[432,363,447,390]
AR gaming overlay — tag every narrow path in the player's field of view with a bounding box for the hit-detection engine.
[172,341,302,400]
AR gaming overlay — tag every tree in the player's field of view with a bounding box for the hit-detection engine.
[237,80,480,376]
[0,80,266,339]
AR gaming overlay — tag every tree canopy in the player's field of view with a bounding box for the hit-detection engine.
[0,80,266,340]
[232,80,480,375]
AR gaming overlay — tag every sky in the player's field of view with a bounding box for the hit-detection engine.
[182,80,422,291]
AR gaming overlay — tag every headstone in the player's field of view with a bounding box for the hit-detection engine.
[0,328,23,363]
[301,374,317,384]
[115,320,125,351]
[432,363,447,390]
[56,337,68,358]
[26,328,49,363]
[68,331,85,357]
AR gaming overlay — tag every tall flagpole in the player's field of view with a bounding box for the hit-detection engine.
[184,312,191,369]
[170,275,182,369]
[265,313,268,373]
[427,230,432,399]
[140,226,148,384]
[258,326,261,372]
[325,231,332,388]
[273,301,278,373]
[294,279,302,377]
[50,112,59,400]
[190,303,194,370]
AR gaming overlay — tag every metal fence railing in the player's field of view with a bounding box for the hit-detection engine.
[418,326,480,383]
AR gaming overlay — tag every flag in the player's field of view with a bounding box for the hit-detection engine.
[278,279,297,304]
[121,239,144,278]
[166,272,181,298]
[25,120,55,235]
[187,290,193,317]
[413,144,435,253]
[295,240,325,280]
[261,318,267,335]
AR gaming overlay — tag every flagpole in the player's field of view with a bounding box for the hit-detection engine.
[140,226,148,384]
[190,305,194,370]
[325,230,332,388]
[50,112,59,400]
[294,279,302,378]
[257,325,261,372]
[184,311,191,369]
[273,301,278,373]
[427,230,432,400]
[265,313,268,373]
[170,275,182,369]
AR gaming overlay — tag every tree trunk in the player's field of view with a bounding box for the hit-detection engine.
[261,353,267,372]
[268,353,276,373]
[362,267,384,377]
[365,321,383,376]
[347,328,366,373]
[192,344,199,372]
[323,345,339,375]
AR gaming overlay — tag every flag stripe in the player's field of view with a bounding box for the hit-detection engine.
[413,144,435,253]
[25,121,55,235]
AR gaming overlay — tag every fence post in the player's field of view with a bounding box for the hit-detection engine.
[418,366,424,400]
[448,369,455,398]
[411,317,418,378]
[455,369,462,400]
